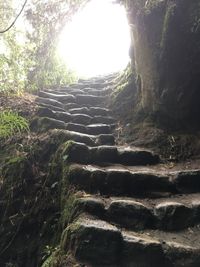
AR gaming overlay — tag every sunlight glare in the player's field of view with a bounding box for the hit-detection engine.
[57,0,131,77]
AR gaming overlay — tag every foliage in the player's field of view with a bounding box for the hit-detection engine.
[24,0,88,90]
[0,110,29,138]
[0,0,88,93]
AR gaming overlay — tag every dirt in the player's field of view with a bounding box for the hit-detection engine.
[0,93,37,119]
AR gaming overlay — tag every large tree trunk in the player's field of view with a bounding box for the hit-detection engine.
[126,0,200,128]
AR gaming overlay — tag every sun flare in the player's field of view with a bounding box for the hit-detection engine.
[57,0,131,78]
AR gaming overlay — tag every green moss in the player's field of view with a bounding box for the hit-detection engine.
[112,64,135,99]
[60,222,81,251]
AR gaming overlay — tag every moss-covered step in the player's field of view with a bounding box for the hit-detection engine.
[67,164,173,196]
[64,141,160,165]
[61,217,200,267]
[38,91,76,103]
[41,129,115,148]
[73,193,200,231]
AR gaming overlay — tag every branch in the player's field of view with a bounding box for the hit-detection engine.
[0,0,28,34]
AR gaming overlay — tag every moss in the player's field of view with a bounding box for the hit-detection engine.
[60,222,82,252]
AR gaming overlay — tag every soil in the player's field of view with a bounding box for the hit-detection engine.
[0,93,37,119]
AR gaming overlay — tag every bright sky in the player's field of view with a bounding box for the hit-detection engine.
[58,0,131,78]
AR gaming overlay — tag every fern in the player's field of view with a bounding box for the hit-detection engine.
[0,110,29,138]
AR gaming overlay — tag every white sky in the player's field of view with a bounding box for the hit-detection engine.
[58,0,131,77]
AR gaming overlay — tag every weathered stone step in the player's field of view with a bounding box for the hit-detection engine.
[67,164,200,196]
[68,107,110,117]
[32,116,112,136]
[82,88,111,96]
[44,129,115,148]
[66,123,111,135]
[37,107,115,127]
[62,217,200,267]
[37,102,66,112]
[38,91,76,103]
[36,96,64,109]
[91,115,116,124]
[64,103,83,110]
[69,82,112,90]
[66,142,160,165]
[73,193,200,231]
[37,107,92,124]
[64,102,110,110]
[67,164,172,197]
[47,88,85,96]
[78,73,118,84]
[76,94,107,106]
[49,87,111,97]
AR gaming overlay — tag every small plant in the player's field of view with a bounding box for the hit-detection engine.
[0,110,29,138]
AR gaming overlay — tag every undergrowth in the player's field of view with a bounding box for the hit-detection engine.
[0,110,29,138]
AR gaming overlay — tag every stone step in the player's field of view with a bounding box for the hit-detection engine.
[45,129,115,148]
[37,107,92,124]
[37,107,115,127]
[37,102,66,112]
[73,193,200,231]
[82,88,111,96]
[76,94,107,106]
[32,116,112,136]
[67,164,173,197]
[91,115,116,124]
[36,96,64,109]
[38,91,76,103]
[55,88,85,96]
[43,89,75,95]
[66,142,160,165]
[62,217,200,267]
[66,123,111,135]
[69,82,112,90]
[67,164,200,196]
[64,103,82,110]
[55,87,111,97]
[68,107,110,117]
[78,73,118,84]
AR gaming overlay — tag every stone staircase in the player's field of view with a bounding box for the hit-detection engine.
[35,74,200,267]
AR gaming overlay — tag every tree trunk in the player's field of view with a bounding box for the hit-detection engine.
[126,0,200,128]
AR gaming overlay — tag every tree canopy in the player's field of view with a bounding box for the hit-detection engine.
[0,0,88,94]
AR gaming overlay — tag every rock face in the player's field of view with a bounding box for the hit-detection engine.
[126,0,200,127]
